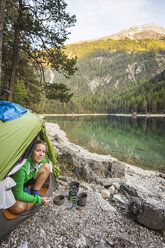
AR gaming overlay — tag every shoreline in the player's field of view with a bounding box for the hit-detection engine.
[41,113,165,117]
[43,116,165,173]
[45,122,161,176]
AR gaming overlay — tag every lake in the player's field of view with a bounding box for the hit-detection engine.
[45,115,165,173]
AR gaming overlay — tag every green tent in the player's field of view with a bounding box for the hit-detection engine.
[0,101,59,242]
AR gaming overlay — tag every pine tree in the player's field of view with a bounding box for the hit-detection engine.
[0,0,6,82]
[3,0,77,102]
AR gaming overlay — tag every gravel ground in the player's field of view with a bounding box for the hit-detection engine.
[1,177,165,248]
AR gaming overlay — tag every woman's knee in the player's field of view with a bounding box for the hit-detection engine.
[40,163,50,173]
[34,163,50,180]
[9,201,27,214]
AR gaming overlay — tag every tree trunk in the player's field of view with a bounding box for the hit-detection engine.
[0,0,6,82]
[8,27,20,101]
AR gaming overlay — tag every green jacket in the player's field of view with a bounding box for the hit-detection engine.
[11,156,47,205]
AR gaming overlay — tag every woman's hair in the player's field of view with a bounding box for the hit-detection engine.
[35,140,47,147]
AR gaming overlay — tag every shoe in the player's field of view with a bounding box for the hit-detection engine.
[23,188,32,194]
[31,190,42,197]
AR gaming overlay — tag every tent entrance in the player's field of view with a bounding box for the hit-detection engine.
[2,187,48,220]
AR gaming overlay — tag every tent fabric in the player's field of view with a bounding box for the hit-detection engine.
[0,173,57,243]
[0,101,32,122]
[0,159,27,209]
[40,125,57,165]
[0,177,16,209]
[0,111,44,182]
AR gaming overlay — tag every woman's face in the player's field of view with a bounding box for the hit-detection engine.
[31,143,46,164]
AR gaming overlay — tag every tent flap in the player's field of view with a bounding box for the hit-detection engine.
[0,111,44,181]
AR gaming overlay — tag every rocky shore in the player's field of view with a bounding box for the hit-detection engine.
[1,122,165,248]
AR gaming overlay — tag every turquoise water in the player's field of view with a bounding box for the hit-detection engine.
[45,115,165,173]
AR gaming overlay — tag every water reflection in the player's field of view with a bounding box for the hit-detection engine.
[45,116,165,172]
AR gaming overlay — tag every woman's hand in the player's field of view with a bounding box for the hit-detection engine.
[42,197,51,205]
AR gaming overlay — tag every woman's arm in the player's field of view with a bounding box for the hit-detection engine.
[12,166,42,205]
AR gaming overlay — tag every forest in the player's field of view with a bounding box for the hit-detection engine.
[39,47,165,114]
[0,1,165,115]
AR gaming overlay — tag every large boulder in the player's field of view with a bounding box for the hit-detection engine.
[46,123,126,182]
[57,147,126,182]
[128,197,165,230]
[48,126,127,182]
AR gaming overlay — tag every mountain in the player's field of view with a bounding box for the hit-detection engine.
[42,24,165,114]
[98,23,165,41]
[64,24,165,60]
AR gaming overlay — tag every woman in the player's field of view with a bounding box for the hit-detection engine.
[9,140,51,214]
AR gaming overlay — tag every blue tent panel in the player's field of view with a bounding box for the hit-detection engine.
[0,101,32,122]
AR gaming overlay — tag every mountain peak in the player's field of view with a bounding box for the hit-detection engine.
[102,23,165,40]
[128,23,165,35]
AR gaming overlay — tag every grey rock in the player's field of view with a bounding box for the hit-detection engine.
[75,234,87,248]
[95,239,107,248]
[101,189,110,198]
[110,161,126,178]
[112,182,120,190]
[108,185,116,195]
[159,173,165,179]
[101,202,117,213]
[17,242,28,248]
[96,177,126,187]
[119,182,138,197]
[113,194,128,204]
[129,197,165,230]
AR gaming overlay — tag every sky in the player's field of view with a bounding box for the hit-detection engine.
[65,0,165,44]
